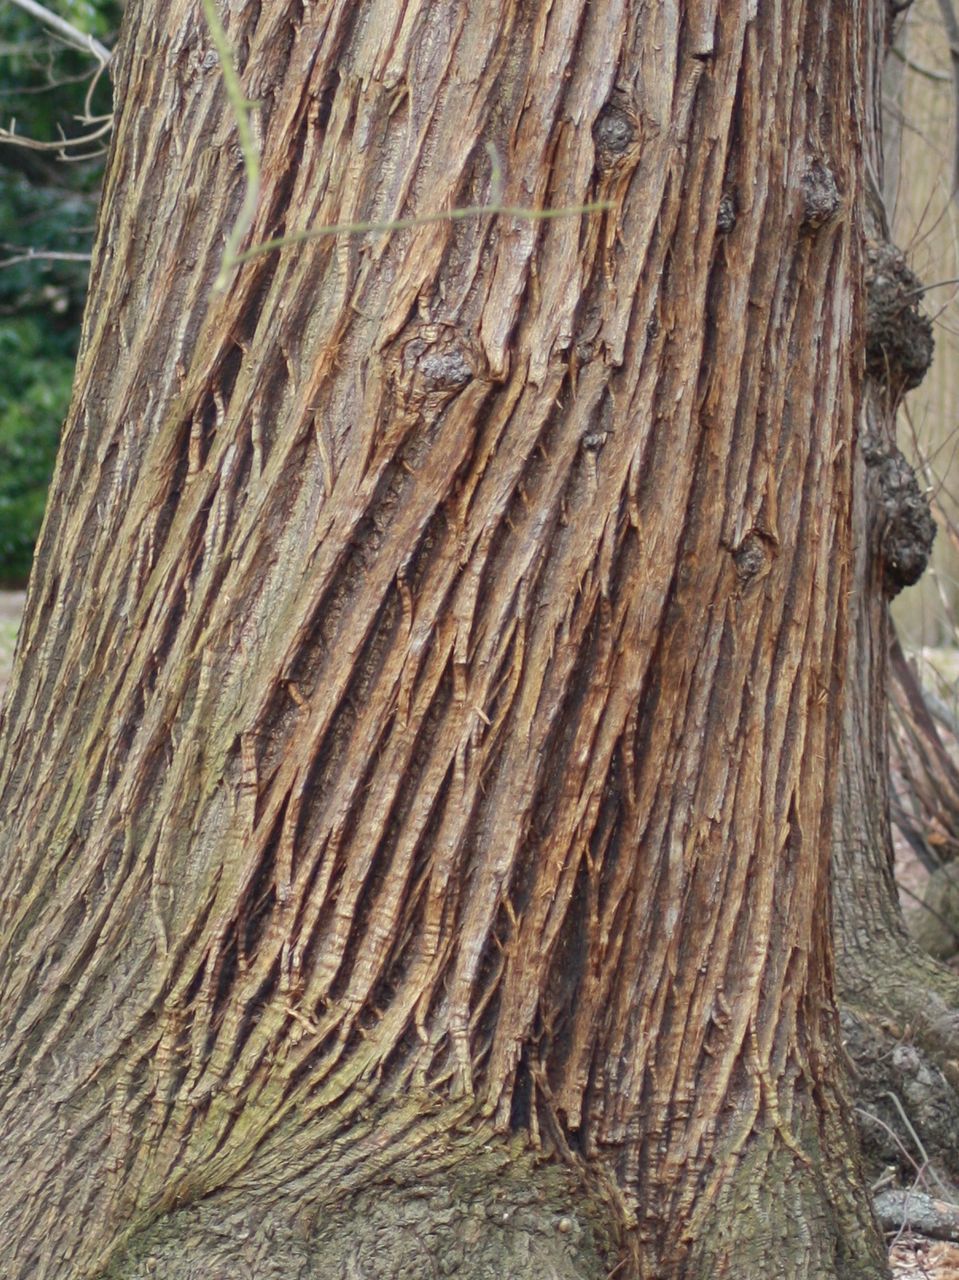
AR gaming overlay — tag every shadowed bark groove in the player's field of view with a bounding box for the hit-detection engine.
[0,2,885,1277]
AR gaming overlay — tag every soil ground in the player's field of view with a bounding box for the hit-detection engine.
[892,1237,959,1278]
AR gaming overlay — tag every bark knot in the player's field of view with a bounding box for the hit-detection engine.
[716,194,737,234]
[865,242,934,399]
[732,530,774,582]
[800,160,841,230]
[863,439,936,596]
[593,101,641,170]
[390,325,477,411]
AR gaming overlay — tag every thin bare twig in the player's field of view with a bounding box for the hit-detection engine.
[5,0,111,67]
[856,1104,934,1187]
[0,249,92,269]
[901,274,959,299]
[200,1,612,289]
[890,42,952,84]
[0,115,113,158]
[885,1091,958,1203]
[936,0,959,197]
[200,0,260,289]
[82,59,110,126]
[895,878,959,945]
[234,196,616,269]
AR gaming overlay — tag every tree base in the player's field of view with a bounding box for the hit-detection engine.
[838,928,959,1189]
[99,1152,622,1280]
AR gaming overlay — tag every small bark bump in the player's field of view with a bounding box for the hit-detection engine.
[391,324,477,406]
[800,159,841,230]
[593,103,639,169]
[716,193,736,234]
[732,531,772,582]
[416,347,473,393]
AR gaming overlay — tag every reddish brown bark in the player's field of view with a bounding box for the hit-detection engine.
[0,2,885,1276]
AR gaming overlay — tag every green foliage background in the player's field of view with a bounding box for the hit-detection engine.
[0,0,121,585]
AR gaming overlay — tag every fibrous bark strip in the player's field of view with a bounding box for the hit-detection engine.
[0,3,885,1276]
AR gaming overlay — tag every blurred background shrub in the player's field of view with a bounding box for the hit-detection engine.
[0,0,121,586]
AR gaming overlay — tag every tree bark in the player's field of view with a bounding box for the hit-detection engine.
[831,382,959,1183]
[830,0,959,1190]
[0,2,886,1277]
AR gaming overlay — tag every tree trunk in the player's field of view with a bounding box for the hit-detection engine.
[0,2,886,1277]
[830,1,959,1188]
[831,382,959,1182]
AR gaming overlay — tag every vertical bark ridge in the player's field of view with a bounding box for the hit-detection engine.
[0,1,883,1277]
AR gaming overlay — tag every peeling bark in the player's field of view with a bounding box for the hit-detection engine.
[0,2,885,1277]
